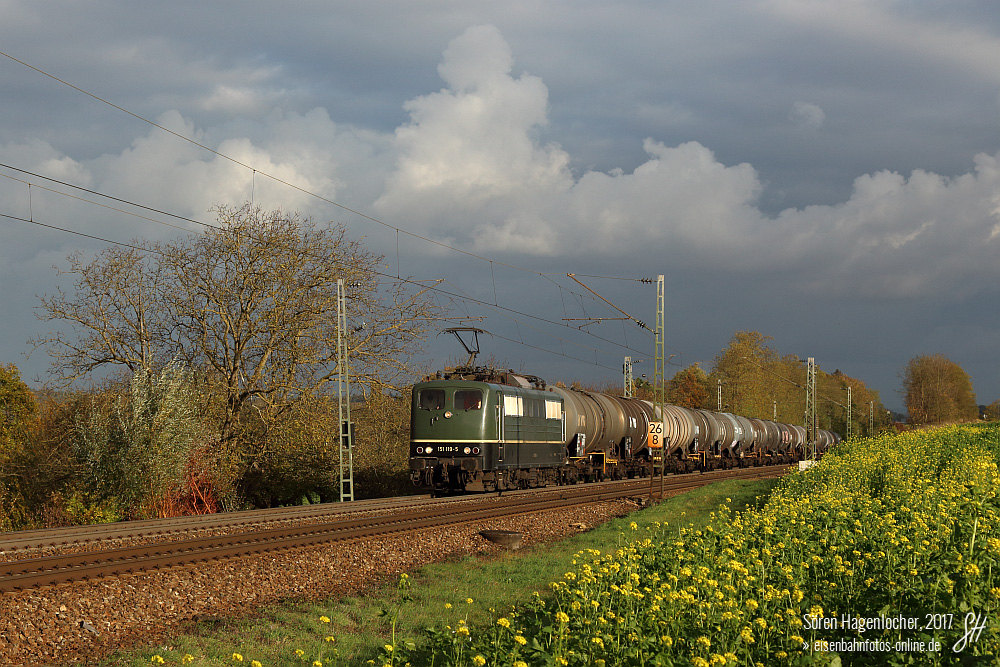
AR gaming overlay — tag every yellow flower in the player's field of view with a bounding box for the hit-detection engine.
[252,662,262,667]
[384,644,393,652]
[466,598,474,604]
[232,654,244,663]
[555,611,570,623]
[456,626,470,637]
[182,657,194,665]
[444,603,452,609]
[313,661,323,667]
[151,658,165,665]
[319,615,331,623]
[514,662,528,667]
[325,635,336,642]
[497,617,511,628]
[295,649,305,657]
[515,635,527,645]
[473,656,486,667]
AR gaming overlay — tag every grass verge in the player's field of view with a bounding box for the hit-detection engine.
[97,476,782,667]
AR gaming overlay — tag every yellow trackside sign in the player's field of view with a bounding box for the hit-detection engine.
[647,421,665,449]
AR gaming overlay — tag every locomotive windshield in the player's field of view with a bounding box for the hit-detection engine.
[418,388,445,410]
[456,389,483,411]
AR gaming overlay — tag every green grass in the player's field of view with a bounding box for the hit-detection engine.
[97,476,781,667]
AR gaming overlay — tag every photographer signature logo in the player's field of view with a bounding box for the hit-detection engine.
[952,612,988,653]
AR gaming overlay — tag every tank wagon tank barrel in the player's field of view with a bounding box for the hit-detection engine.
[408,367,840,493]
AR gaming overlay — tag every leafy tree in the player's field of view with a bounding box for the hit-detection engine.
[0,363,37,456]
[667,363,710,409]
[72,362,211,519]
[984,400,1000,421]
[351,382,413,499]
[0,363,38,530]
[902,354,977,424]
[707,331,777,416]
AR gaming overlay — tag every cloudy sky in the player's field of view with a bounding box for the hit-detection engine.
[3,0,1000,415]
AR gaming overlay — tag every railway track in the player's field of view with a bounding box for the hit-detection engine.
[0,465,787,595]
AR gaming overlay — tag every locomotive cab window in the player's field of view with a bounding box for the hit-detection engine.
[456,389,483,411]
[418,389,445,410]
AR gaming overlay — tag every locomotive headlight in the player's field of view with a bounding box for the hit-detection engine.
[444,411,453,419]
[473,447,480,455]
[416,447,424,454]
[425,446,433,454]
[463,446,472,455]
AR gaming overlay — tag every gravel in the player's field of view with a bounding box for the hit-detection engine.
[0,497,644,666]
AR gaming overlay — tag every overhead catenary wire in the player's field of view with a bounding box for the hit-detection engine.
[0,50,661,320]
[2,198,653,372]
[2,163,656,359]
[0,212,165,255]
[0,49,579,287]
[0,49,681,375]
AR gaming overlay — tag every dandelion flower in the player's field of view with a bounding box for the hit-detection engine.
[319,615,331,623]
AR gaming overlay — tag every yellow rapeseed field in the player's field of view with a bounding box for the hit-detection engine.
[424,424,999,666]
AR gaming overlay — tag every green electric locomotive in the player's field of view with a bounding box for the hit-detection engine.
[409,369,569,492]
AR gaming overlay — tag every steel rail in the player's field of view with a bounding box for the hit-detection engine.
[0,466,781,553]
[0,466,788,594]
[0,494,429,552]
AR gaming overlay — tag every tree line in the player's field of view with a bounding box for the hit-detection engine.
[654,331,892,438]
[635,331,984,434]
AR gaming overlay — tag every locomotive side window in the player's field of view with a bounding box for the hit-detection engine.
[456,389,483,411]
[503,395,523,416]
[545,400,561,419]
[418,389,445,410]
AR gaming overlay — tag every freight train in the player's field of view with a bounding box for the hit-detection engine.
[409,366,839,493]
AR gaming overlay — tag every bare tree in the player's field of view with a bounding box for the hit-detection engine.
[33,203,442,442]
[32,245,163,381]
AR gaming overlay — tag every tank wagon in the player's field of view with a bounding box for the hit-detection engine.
[409,367,839,493]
